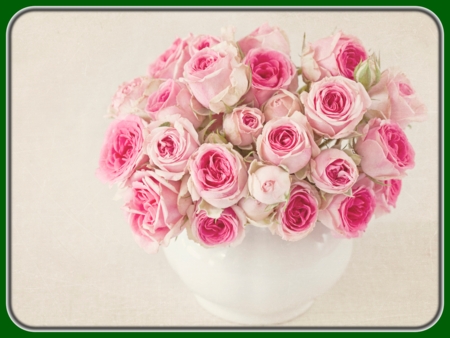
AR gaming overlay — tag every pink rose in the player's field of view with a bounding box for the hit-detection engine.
[148,36,191,80]
[262,89,302,122]
[183,42,250,114]
[367,68,427,128]
[243,48,298,107]
[145,79,205,128]
[301,31,368,82]
[146,115,200,181]
[301,76,371,139]
[256,111,319,174]
[373,179,402,217]
[187,143,248,209]
[272,180,320,241]
[247,160,291,205]
[319,175,376,238]
[310,148,358,194]
[108,76,162,120]
[223,106,265,147]
[355,118,415,180]
[238,196,275,227]
[187,204,246,248]
[124,169,185,253]
[189,34,221,56]
[238,23,290,56]
[97,114,147,184]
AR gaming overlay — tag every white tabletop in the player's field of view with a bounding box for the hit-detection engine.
[10,9,440,329]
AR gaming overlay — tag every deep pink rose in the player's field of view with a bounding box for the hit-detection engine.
[189,34,221,56]
[367,68,427,128]
[145,79,205,129]
[148,36,192,80]
[301,76,371,139]
[146,115,200,181]
[97,114,148,184]
[256,111,319,174]
[319,175,376,238]
[187,143,248,209]
[243,48,298,107]
[124,169,185,253]
[301,31,368,82]
[273,180,320,241]
[187,204,246,248]
[238,23,290,56]
[355,118,415,180]
[183,42,249,114]
[262,89,302,122]
[310,148,359,194]
[373,179,402,217]
[223,106,265,147]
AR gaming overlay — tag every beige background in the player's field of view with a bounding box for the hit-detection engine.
[10,10,440,328]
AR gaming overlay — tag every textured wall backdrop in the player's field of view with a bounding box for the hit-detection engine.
[10,9,440,328]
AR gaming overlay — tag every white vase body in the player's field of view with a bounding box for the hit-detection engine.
[163,222,353,325]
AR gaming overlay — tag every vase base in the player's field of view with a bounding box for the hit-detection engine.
[194,295,314,326]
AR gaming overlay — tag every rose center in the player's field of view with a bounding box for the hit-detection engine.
[242,113,258,129]
[157,135,177,157]
[268,125,299,152]
[262,180,275,193]
[195,55,218,71]
[398,82,414,96]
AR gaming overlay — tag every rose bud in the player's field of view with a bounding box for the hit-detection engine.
[353,53,381,91]
[247,160,291,205]
[189,34,221,56]
[238,196,276,228]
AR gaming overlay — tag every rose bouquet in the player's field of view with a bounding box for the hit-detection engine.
[97,24,426,253]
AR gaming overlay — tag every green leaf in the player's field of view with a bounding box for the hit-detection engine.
[159,122,170,128]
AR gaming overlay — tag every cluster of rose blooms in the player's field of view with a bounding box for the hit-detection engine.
[97,24,426,253]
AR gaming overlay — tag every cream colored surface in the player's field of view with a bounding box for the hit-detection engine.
[10,10,440,328]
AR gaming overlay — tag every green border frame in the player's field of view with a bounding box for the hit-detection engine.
[3,3,446,334]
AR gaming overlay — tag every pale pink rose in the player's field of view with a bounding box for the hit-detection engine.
[367,68,427,128]
[319,175,376,238]
[301,76,371,139]
[310,148,358,194]
[223,106,264,147]
[301,31,368,82]
[243,48,298,107]
[124,169,185,253]
[256,111,319,174]
[273,180,320,241]
[97,114,148,184]
[238,196,274,227]
[189,34,221,56]
[183,42,250,114]
[238,23,290,56]
[187,143,248,209]
[355,118,415,180]
[187,204,246,248]
[247,160,291,205]
[373,179,402,217]
[145,79,205,129]
[146,115,200,181]
[262,89,302,122]
[148,36,192,79]
[108,76,162,120]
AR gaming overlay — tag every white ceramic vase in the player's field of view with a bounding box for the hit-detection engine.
[163,222,353,325]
